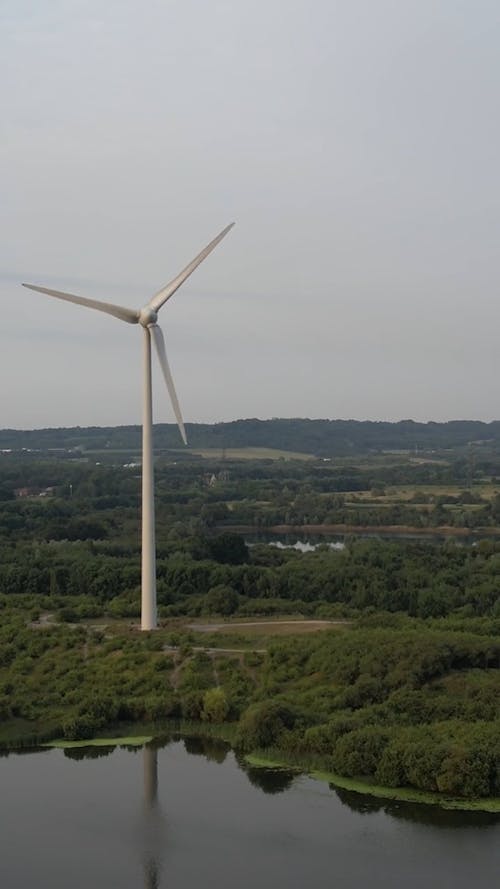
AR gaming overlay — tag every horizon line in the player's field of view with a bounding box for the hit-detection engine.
[2,416,500,434]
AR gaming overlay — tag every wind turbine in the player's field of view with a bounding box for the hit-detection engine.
[22,222,235,630]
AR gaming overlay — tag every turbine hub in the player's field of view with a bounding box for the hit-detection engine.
[139,307,158,328]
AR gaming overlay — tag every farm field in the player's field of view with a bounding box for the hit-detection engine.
[349,484,500,502]
[172,446,316,461]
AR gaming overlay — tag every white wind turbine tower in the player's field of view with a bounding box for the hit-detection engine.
[22,223,235,631]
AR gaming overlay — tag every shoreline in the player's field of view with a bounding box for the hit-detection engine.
[244,753,500,813]
[43,735,153,749]
[7,721,498,814]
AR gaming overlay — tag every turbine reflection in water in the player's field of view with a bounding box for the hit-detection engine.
[142,745,163,889]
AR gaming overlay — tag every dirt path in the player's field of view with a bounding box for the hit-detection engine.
[211,655,220,687]
[163,644,266,655]
[169,650,183,690]
[188,619,347,633]
[28,612,56,629]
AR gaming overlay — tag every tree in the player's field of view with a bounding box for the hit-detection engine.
[236,702,296,751]
[204,585,239,615]
[437,748,492,798]
[208,533,249,565]
[202,687,229,723]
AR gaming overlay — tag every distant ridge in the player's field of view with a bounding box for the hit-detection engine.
[1,418,500,457]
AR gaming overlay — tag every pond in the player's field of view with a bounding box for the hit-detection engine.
[0,736,498,889]
[245,530,491,550]
[262,538,345,553]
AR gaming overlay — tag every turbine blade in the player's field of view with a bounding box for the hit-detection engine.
[149,222,235,312]
[21,283,139,324]
[149,324,187,445]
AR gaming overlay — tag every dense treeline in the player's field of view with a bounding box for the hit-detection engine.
[1,452,500,622]
[235,627,500,799]
[3,417,500,456]
[1,535,500,620]
[4,452,500,534]
[0,452,499,802]
[0,611,498,799]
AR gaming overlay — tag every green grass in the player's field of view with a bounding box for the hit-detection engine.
[0,718,50,746]
[245,753,300,770]
[176,446,316,461]
[44,735,153,749]
[352,484,499,503]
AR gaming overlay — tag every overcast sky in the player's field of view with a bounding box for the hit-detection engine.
[1,0,500,429]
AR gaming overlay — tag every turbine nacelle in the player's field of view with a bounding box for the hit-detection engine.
[139,306,158,328]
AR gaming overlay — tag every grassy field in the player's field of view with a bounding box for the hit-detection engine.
[83,445,316,461]
[176,446,316,461]
[188,619,349,637]
[345,484,499,502]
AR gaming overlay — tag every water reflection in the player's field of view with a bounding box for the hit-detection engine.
[143,859,159,889]
[52,735,500,832]
[239,761,297,795]
[182,734,229,764]
[247,534,346,553]
[332,785,500,827]
[1,737,499,889]
[64,745,115,761]
[0,745,52,759]
[177,735,500,824]
[61,741,165,886]
[269,540,345,553]
[144,745,158,807]
[142,745,161,889]
[331,786,383,815]
[180,735,296,794]
[6,734,500,872]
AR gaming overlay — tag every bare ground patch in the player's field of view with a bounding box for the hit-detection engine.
[187,619,349,637]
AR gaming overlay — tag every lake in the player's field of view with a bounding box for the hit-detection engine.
[1,736,498,889]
